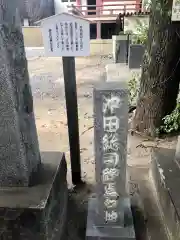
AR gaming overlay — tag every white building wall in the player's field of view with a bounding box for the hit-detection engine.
[54,0,69,14]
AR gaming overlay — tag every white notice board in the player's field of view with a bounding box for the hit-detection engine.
[40,13,90,57]
[172,0,180,21]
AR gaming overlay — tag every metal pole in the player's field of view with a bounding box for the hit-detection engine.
[62,56,82,185]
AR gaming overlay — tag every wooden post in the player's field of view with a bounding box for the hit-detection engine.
[62,56,82,185]
[40,12,90,186]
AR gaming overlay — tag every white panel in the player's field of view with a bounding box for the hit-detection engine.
[41,13,90,57]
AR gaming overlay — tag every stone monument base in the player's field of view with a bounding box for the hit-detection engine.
[86,197,136,240]
[128,44,145,69]
[151,148,180,240]
[0,152,68,240]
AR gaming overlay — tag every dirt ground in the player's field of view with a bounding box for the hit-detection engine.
[27,53,178,240]
[28,55,113,186]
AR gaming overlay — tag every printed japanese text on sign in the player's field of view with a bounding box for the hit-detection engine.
[48,29,53,52]
[75,22,78,51]
[60,22,64,51]
[79,25,83,50]
[70,22,74,51]
[56,24,60,49]
[65,22,69,51]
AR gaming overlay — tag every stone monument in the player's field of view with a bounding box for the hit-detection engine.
[86,82,136,240]
[112,35,132,64]
[0,1,68,239]
[128,44,145,69]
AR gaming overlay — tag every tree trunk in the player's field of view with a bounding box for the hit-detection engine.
[133,0,180,136]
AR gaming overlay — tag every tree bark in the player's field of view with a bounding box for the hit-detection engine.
[133,0,180,136]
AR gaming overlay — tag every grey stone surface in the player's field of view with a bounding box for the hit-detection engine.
[86,197,136,240]
[128,44,145,69]
[112,35,132,64]
[151,148,180,240]
[105,63,141,83]
[93,82,129,226]
[0,1,41,186]
[175,136,180,167]
[0,152,68,239]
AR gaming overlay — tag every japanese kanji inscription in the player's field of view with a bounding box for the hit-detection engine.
[41,13,90,57]
[93,83,129,226]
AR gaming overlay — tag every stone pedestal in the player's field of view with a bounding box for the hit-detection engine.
[112,35,132,64]
[128,44,145,69]
[86,198,135,240]
[0,152,68,240]
[151,148,180,240]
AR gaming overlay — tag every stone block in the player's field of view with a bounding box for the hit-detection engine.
[86,197,136,240]
[105,63,141,83]
[0,2,41,187]
[128,44,145,69]
[93,82,129,226]
[112,35,132,64]
[105,63,129,83]
[151,148,180,240]
[0,152,68,239]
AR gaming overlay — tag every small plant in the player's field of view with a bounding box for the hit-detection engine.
[128,73,140,106]
[143,0,152,10]
[132,21,149,45]
[159,98,180,134]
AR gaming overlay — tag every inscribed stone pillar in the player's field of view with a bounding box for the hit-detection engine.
[93,82,128,226]
[0,0,41,186]
[86,81,136,240]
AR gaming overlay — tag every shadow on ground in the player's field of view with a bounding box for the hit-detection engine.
[65,183,94,240]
